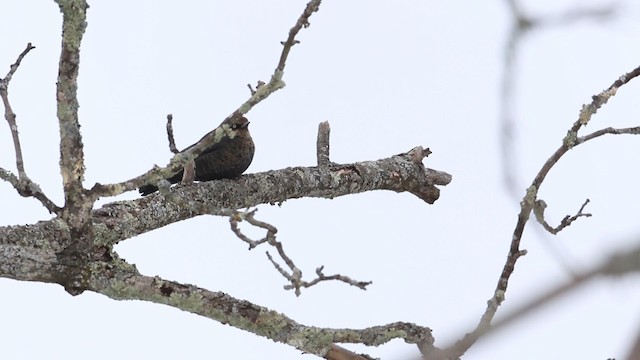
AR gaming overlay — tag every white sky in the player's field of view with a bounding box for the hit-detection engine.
[2,1,640,359]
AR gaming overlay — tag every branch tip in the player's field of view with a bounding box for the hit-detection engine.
[166,114,179,154]
[316,121,331,167]
[534,198,592,235]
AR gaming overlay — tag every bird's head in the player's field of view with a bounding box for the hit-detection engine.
[227,116,250,131]
[218,115,251,140]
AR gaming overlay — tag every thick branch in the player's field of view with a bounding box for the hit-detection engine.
[89,270,432,358]
[91,151,450,245]
[0,214,433,359]
[54,0,90,222]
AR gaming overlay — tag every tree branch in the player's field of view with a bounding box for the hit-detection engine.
[1,42,35,179]
[443,63,640,358]
[91,150,451,246]
[533,198,592,235]
[499,0,617,198]
[54,0,90,224]
[469,239,640,341]
[164,114,196,184]
[0,43,61,214]
[229,208,370,294]
[165,114,180,154]
[0,167,62,214]
[0,216,433,360]
[87,0,323,200]
[317,121,332,167]
[89,271,432,359]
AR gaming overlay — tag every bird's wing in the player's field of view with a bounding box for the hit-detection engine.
[181,137,229,157]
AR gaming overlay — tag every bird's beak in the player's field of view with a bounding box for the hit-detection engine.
[241,121,250,129]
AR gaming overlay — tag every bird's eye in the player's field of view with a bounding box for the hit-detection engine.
[231,124,239,130]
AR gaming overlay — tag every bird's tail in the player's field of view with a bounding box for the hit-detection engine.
[139,184,159,196]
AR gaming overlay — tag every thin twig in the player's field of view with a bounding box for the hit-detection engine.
[300,266,372,290]
[499,21,528,198]
[1,43,35,178]
[275,0,321,73]
[533,198,592,235]
[577,125,640,143]
[246,81,265,96]
[165,114,179,154]
[90,0,324,199]
[0,44,60,214]
[2,42,35,86]
[227,208,371,296]
[473,240,640,341]
[164,114,196,184]
[446,63,640,357]
[228,209,271,249]
[0,167,62,214]
[499,1,617,199]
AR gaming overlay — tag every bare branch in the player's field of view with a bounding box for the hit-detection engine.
[228,209,272,249]
[447,63,640,357]
[86,269,432,359]
[468,240,640,342]
[246,80,265,96]
[1,42,35,178]
[0,44,61,214]
[93,150,451,246]
[499,18,527,198]
[281,266,372,294]
[403,146,432,164]
[234,0,322,118]
[0,220,432,359]
[0,167,62,214]
[533,198,591,235]
[577,125,640,144]
[499,1,618,199]
[276,0,321,73]
[1,42,35,86]
[54,0,90,225]
[228,208,371,295]
[165,114,179,154]
[565,65,640,146]
[180,160,196,185]
[88,0,324,200]
[163,114,198,185]
[317,121,331,167]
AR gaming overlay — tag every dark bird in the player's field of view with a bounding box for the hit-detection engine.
[139,116,255,195]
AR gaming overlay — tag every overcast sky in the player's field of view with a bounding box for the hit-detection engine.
[2,1,640,359]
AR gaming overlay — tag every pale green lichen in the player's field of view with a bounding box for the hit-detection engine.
[287,327,333,356]
[563,130,578,148]
[524,185,537,207]
[170,289,205,312]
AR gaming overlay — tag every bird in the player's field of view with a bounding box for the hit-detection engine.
[139,116,255,195]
